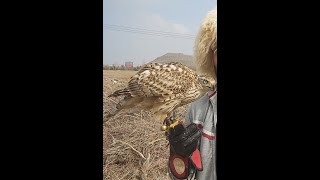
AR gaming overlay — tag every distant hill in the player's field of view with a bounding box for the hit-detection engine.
[149,53,196,70]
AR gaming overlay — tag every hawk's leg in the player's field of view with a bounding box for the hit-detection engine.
[170,111,176,121]
[160,111,180,131]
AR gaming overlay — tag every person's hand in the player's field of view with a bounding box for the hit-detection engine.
[168,123,201,157]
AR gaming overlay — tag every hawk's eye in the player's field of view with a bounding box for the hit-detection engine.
[203,80,208,84]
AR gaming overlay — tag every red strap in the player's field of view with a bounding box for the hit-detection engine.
[190,148,203,171]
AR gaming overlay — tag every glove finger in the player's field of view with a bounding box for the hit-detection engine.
[168,124,185,138]
[184,123,200,137]
[183,130,201,147]
[170,124,200,144]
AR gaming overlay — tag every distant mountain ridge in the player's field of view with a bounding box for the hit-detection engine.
[149,53,196,70]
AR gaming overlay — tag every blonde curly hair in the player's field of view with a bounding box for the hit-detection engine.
[194,9,217,82]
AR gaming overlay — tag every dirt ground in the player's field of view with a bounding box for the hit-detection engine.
[103,70,189,180]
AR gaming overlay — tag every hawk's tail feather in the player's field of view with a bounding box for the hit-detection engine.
[106,107,122,119]
[108,88,131,97]
[105,97,127,119]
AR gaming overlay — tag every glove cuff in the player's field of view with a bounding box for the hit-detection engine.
[169,148,203,179]
[169,153,190,179]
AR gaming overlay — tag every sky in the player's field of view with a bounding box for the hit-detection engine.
[103,0,217,66]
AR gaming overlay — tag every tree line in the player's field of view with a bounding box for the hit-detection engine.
[103,65,143,71]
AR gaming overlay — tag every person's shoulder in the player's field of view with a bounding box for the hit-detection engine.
[188,94,210,111]
[186,94,210,123]
[192,95,209,106]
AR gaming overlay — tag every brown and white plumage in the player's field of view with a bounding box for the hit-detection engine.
[107,62,215,122]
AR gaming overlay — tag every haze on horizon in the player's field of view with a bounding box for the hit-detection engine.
[103,0,217,66]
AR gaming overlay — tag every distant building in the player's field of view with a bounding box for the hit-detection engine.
[125,61,133,70]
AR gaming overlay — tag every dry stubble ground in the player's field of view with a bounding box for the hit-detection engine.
[103,70,189,180]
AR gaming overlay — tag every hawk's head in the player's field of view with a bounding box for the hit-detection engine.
[198,74,216,90]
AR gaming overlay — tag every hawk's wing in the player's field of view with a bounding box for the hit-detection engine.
[127,62,198,97]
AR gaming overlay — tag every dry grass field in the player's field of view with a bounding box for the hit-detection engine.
[103,70,189,180]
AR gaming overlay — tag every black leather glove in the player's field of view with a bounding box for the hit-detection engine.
[168,123,201,157]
